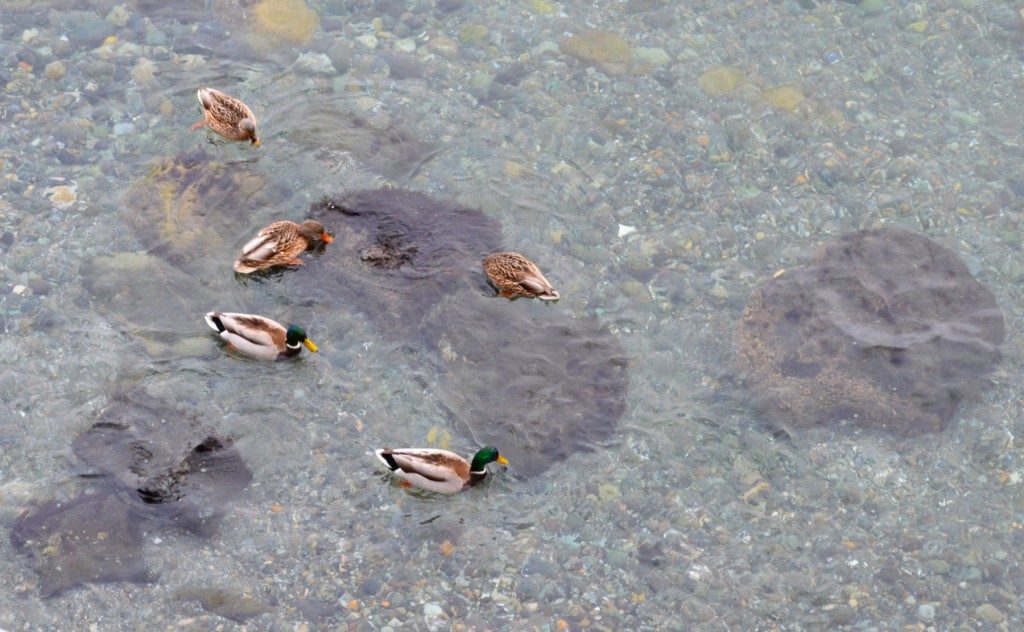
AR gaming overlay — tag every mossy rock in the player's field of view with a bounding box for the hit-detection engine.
[560,31,632,77]
[762,84,806,113]
[252,0,319,48]
[697,66,747,97]
[120,149,278,276]
[458,24,489,44]
[174,586,273,622]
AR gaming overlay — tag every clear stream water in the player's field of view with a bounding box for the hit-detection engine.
[1,1,1024,630]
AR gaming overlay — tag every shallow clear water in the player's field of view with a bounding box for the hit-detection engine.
[2,0,1024,630]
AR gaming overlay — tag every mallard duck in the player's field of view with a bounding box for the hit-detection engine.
[374,446,509,494]
[482,252,560,300]
[234,220,334,273]
[191,87,260,145]
[204,311,318,360]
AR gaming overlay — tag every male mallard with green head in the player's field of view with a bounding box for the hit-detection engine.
[234,220,334,273]
[192,87,260,146]
[204,311,318,360]
[374,446,509,494]
[482,252,560,301]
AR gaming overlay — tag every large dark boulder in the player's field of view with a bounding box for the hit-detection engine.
[72,389,252,535]
[734,226,1004,435]
[11,488,151,597]
[308,190,629,475]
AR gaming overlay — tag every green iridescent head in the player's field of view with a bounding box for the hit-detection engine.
[286,324,318,352]
[470,446,509,472]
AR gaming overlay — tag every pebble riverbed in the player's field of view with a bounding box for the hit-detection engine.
[2,0,1024,630]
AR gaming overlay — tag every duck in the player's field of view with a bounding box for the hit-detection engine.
[204,311,318,360]
[374,446,509,494]
[234,220,334,273]
[191,87,260,145]
[482,252,560,301]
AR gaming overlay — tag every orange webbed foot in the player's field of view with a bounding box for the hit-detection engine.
[190,120,208,131]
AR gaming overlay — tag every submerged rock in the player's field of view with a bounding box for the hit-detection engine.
[560,30,632,76]
[80,252,220,358]
[110,180,629,480]
[697,65,747,97]
[304,189,629,476]
[11,488,151,597]
[734,226,1004,435]
[252,0,320,48]
[119,111,435,278]
[306,188,503,335]
[174,586,274,622]
[120,149,278,276]
[424,293,629,477]
[10,390,251,597]
[72,389,252,535]
[285,108,437,185]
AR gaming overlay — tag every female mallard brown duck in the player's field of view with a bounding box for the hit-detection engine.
[191,87,260,145]
[204,311,318,360]
[374,446,509,494]
[234,220,334,273]
[482,252,560,301]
